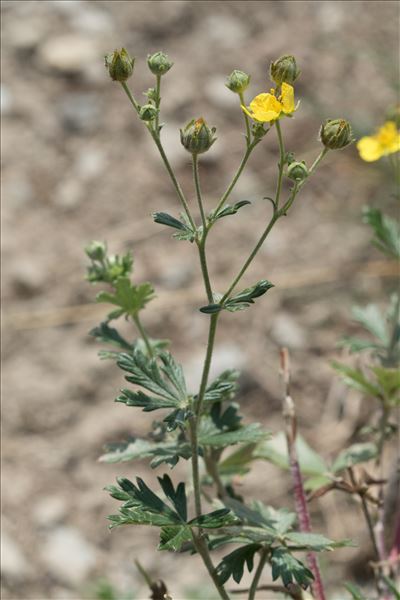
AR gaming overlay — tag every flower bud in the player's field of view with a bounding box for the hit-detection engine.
[319,118,354,150]
[270,54,300,85]
[226,70,251,94]
[139,104,159,121]
[287,161,308,182]
[180,118,217,155]
[147,52,173,76]
[85,241,107,261]
[104,48,134,82]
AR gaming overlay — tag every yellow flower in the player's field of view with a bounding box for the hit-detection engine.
[357,121,400,162]
[242,82,296,123]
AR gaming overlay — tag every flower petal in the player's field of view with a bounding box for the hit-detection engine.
[280,82,295,114]
[357,136,383,162]
[247,93,282,122]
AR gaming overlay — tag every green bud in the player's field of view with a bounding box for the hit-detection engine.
[287,161,308,182]
[85,240,107,261]
[139,104,159,121]
[319,118,354,150]
[104,48,134,82]
[180,118,217,155]
[144,87,158,102]
[147,51,173,76]
[226,70,251,94]
[270,54,300,85]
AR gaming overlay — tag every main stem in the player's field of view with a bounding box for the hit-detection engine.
[132,314,154,358]
[248,548,268,600]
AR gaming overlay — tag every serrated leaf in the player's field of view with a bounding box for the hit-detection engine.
[285,532,354,551]
[227,498,296,536]
[372,366,400,405]
[96,277,155,320]
[215,543,261,584]
[218,444,257,477]
[210,200,251,222]
[271,547,314,587]
[200,280,274,314]
[332,442,378,473]
[153,211,197,242]
[90,322,133,351]
[340,336,382,355]
[189,508,238,529]
[158,525,192,551]
[158,474,187,521]
[99,437,192,469]
[202,370,240,404]
[362,206,400,259]
[331,362,381,397]
[199,420,266,447]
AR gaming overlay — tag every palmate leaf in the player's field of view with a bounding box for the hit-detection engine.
[96,277,155,320]
[158,525,192,551]
[200,280,274,314]
[271,547,314,588]
[90,321,133,351]
[227,499,296,536]
[153,211,197,242]
[99,437,192,469]
[351,304,389,344]
[199,421,266,447]
[201,370,240,405]
[215,543,261,585]
[285,532,353,551]
[331,362,381,398]
[362,206,400,259]
[117,349,188,408]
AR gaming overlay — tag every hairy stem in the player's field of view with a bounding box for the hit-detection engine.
[238,91,251,146]
[274,120,285,209]
[195,313,219,417]
[280,348,327,600]
[189,416,202,518]
[154,74,161,133]
[132,314,154,358]
[193,154,208,232]
[248,548,268,600]
[192,533,230,600]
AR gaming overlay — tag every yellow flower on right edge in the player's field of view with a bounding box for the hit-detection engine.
[357,120,400,162]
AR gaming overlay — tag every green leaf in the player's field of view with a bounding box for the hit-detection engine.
[340,336,382,355]
[218,444,257,477]
[209,200,251,222]
[227,499,296,536]
[199,420,266,447]
[200,280,274,314]
[90,321,133,351]
[202,370,240,404]
[344,582,368,600]
[372,366,400,405]
[382,576,400,600]
[351,304,389,344]
[99,437,192,469]
[362,206,400,259]
[255,432,328,477]
[215,543,261,584]
[189,508,238,529]
[271,547,314,588]
[332,442,378,473]
[285,532,354,551]
[117,349,187,407]
[158,474,187,521]
[96,277,155,320]
[331,361,381,397]
[158,525,192,551]
[153,212,197,243]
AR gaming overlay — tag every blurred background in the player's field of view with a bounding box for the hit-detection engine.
[1,1,399,599]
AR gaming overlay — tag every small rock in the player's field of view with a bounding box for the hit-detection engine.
[33,496,67,527]
[1,85,13,116]
[1,531,31,579]
[12,258,47,297]
[185,343,245,392]
[75,149,106,180]
[270,313,307,349]
[58,93,100,133]
[201,15,247,49]
[38,35,100,76]
[41,527,96,584]
[54,178,83,209]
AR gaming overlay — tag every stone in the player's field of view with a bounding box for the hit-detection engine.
[38,35,100,76]
[58,93,100,133]
[41,527,96,584]
[33,496,67,527]
[1,531,31,579]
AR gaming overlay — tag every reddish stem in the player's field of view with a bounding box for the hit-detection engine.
[280,348,327,600]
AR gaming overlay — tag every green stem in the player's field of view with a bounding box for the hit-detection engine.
[195,313,219,417]
[121,81,140,113]
[239,91,251,147]
[274,120,285,209]
[221,212,279,303]
[150,131,197,231]
[212,142,257,221]
[189,416,202,517]
[198,235,214,304]
[248,548,268,600]
[204,451,227,500]
[191,533,231,600]
[193,154,208,233]
[154,74,161,133]
[132,313,154,358]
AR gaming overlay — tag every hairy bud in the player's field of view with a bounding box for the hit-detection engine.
[287,161,308,182]
[139,104,159,121]
[226,70,251,94]
[270,54,300,86]
[319,118,354,150]
[180,118,217,155]
[147,52,173,76]
[104,48,134,82]
[85,241,107,262]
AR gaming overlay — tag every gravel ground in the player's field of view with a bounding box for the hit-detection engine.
[1,1,399,599]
